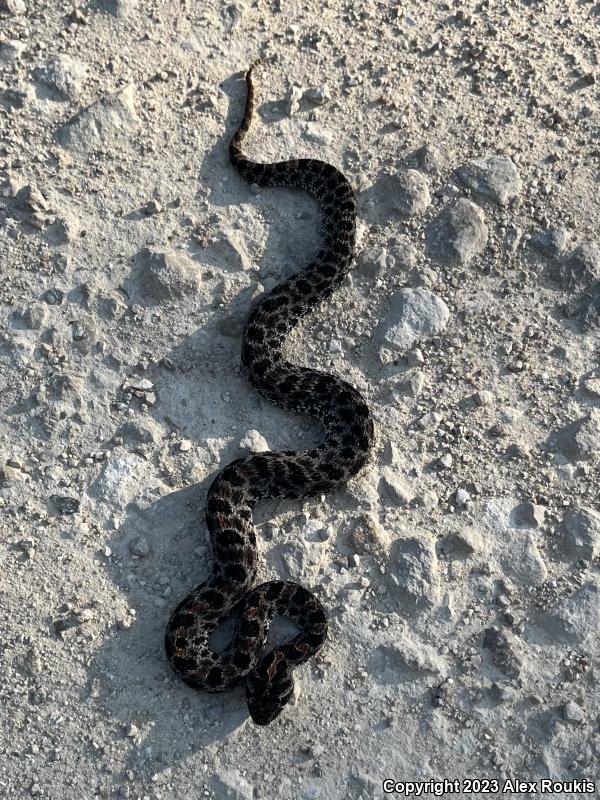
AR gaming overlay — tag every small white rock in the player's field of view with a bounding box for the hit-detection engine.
[286,85,302,116]
[239,429,269,453]
[563,700,586,723]
[439,453,453,469]
[474,390,494,407]
[304,85,330,105]
[1,0,27,14]
[455,488,471,507]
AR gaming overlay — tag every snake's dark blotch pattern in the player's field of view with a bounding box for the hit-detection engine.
[165,63,375,726]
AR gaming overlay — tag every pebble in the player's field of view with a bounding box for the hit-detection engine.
[563,508,600,560]
[483,627,522,678]
[45,211,80,245]
[115,418,161,444]
[1,0,26,13]
[130,536,150,557]
[18,183,50,213]
[43,288,64,306]
[504,224,522,253]
[552,409,600,462]
[285,85,303,116]
[474,389,494,407]
[50,494,80,515]
[20,538,36,559]
[556,240,600,290]
[537,582,600,644]
[438,453,453,469]
[392,169,431,218]
[304,85,330,105]
[355,246,388,279]
[69,7,87,22]
[415,143,444,174]
[563,700,586,724]
[512,501,546,529]
[455,487,471,507]
[443,527,483,557]
[378,467,414,507]
[90,454,150,507]
[384,288,450,351]
[406,348,424,366]
[135,247,201,303]
[530,227,568,257]
[239,429,269,453]
[516,534,547,585]
[393,370,425,398]
[425,198,488,266]
[126,378,154,392]
[347,513,390,555]
[418,411,442,429]
[97,0,138,17]
[583,375,600,399]
[0,39,27,63]
[33,55,87,100]
[388,534,440,613]
[58,84,138,152]
[457,154,522,206]
[143,199,162,216]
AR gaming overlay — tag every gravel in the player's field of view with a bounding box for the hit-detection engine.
[1,1,599,797]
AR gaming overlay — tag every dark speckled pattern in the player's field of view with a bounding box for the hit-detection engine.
[165,62,374,726]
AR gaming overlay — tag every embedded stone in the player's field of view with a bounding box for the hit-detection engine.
[425,198,488,266]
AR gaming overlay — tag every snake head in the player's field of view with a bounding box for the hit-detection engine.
[245,651,294,726]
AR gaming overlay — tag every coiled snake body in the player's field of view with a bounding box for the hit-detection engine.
[165,63,374,725]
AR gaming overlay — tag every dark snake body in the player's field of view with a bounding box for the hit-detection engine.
[165,62,374,725]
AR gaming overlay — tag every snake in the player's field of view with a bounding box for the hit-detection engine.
[164,61,374,726]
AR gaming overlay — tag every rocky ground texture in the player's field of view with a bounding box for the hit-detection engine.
[1,1,599,799]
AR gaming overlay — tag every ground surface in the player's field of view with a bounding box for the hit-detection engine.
[1,1,600,799]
